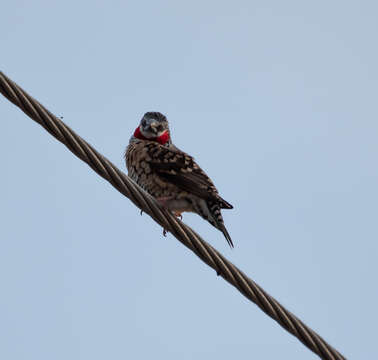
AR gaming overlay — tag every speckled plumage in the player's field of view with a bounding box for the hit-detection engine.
[125,112,234,247]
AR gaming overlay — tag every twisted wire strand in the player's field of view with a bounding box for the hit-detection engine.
[0,71,346,360]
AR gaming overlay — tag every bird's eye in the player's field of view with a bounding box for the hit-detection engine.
[157,124,164,132]
[141,119,147,127]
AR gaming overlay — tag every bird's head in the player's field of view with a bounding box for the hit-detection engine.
[134,112,171,145]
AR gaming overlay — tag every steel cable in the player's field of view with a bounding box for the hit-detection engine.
[0,71,346,360]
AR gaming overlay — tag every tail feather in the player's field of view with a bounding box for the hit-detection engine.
[219,224,234,248]
[206,200,234,248]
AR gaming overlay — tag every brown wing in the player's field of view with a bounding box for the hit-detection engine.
[145,142,233,209]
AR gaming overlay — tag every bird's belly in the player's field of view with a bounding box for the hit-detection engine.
[165,198,194,213]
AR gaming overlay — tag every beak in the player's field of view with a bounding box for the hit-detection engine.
[146,120,159,134]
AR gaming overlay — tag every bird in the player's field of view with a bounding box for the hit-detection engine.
[125,112,234,248]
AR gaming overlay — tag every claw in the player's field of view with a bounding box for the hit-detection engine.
[140,210,143,216]
[173,211,183,220]
[156,198,184,220]
[163,228,168,237]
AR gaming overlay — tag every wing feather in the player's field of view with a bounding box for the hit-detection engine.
[145,143,233,209]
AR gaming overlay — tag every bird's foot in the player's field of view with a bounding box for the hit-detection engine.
[156,197,183,221]
[173,211,183,220]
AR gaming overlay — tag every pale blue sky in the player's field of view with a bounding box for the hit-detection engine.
[1,1,377,359]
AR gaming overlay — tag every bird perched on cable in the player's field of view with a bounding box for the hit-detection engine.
[125,112,234,247]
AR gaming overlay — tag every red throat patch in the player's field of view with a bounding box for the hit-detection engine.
[134,127,170,145]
